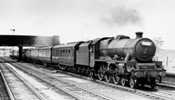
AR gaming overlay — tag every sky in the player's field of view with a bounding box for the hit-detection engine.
[0,0,175,49]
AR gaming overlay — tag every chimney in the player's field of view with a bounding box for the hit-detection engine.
[136,32,143,38]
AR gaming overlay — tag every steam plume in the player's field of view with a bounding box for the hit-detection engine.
[33,36,60,46]
[102,6,142,26]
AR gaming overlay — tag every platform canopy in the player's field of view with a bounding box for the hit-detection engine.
[0,35,60,46]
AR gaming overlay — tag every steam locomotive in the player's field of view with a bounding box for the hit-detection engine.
[13,32,166,89]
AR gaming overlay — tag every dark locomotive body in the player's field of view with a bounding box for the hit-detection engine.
[19,32,165,89]
[93,33,165,88]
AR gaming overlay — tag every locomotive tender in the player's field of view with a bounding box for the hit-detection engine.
[20,32,165,89]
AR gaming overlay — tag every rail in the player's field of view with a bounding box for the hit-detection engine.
[0,70,15,100]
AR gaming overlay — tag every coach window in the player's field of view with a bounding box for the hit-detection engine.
[62,49,63,56]
[56,49,57,56]
[58,49,59,56]
[70,49,72,56]
[65,49,66,56]
[66,49,67,56]
[60,49,61,56]
[60,49,62,56]
[67,49,69,56]
[58,49,60,56]
[63,49,64,56]
[56,50,58,56]
[43,49,44,55]
[62,49,64,56]
[59,49,61,56]
[43,49,44,56]
[57,49,58,56]
[59,49,60,56]
[55,49,56,56]
[67,49,68,56]
[68,49,70,56]
[69,50,70,56]
[66,49,68,56]
[67,49,68,55]
[63,49,65,56]
[55,50,56,56]
[61,49,63,56]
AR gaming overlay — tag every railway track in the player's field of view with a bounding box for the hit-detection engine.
[14,62,175,100]
[0,57,16,63]
[0,70,11,100]
[4,62,121,100]
[150,89,175,100]
[0,63,44,100]
[0,63,75,100]
[2,57,175,100]
[53,68,175,100]
[9,63,115,100]
[157,81,175,89]
[9,62,153,100]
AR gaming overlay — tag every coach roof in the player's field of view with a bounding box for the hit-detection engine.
[53,41,84,48]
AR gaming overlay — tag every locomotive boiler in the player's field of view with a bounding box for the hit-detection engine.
[99,32,156,62]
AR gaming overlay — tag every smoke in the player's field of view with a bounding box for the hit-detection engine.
[33,36,60,46]
[102,6,142,26]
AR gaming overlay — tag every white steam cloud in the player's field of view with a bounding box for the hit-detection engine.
[101,6,142,26]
